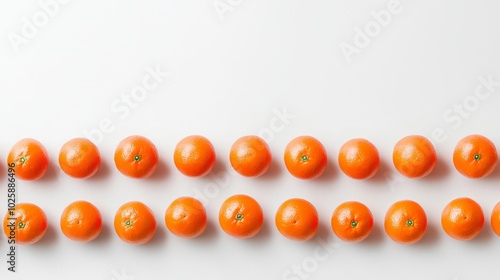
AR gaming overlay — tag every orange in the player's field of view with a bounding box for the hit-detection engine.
[491,202,500,237]
[453,134,498,179]
[114,201,157,244]
[331,201,373,242]
[165,197,207,238]
[384,200,427,244]
[230,135,272,177]
[392,135,437,178]
[275,198,318,241]
[284,136,327,180]
[3,203,47,245]
[173,135,216,177]
[441,197,484,241]
[59,138,100,179]
[338,138,380,180]
[7,138,49,181]
[219,194,263,239]
[114,135,158,179]
[60,201,102,242]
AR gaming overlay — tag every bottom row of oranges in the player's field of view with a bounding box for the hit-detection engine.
[4,195,499,245]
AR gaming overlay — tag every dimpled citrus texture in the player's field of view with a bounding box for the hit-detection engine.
[165,197,207,238]
[393,135,437,178]
[441,197,484,241]
[60,201,102,242]
[219,194,263,239]
[114,135,158,179]
[3,203,47,245]
[284,136,327,180]
[331,201,373,242]
[59,138,101,179]
[453,134,498,179]
[384,200,427,244]
[230,135,272,177]
[338,138,380,180]
[275,198,318,241]
[174,135,216,177]
[7,138,49,181]
[114,201,157,244]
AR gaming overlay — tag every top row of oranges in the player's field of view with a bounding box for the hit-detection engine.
[6,134,497,181]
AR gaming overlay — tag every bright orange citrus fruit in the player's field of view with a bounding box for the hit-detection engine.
[59,138,100,179]
[60,200,102,242]
[275,198,318,241]
[338,138,380,180]
[284,136,327,180]
[453,134,498,179]
[3,203,48,245]
[219,194,263,239]
[230,135,272,177]
[384,200,427,244]
[491,202,500,237]
[114,135,158,179]
[392,135,437,178]
[114,201,157,244]
[7,138,49,181]
[174,135,216,177]
[165,197,207,238]
[441,197,484,241]
[331,201,373,242]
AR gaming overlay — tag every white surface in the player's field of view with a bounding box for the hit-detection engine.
[1,1,500,279]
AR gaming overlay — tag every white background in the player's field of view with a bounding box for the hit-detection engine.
[1,1,500,280]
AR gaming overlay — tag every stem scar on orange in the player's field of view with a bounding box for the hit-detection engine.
[338,138,380,180]
[284,136,327,180]
[8,138,49,181]
[453,134,498,179]
[59,138,101,179]
[331,201,373,242]
[441,197,484,241]
[60,201,102,242]
[275,198,319,241]
[114,135,158,179]
[384,200,427,244]
[165,197,207,238]
[392,135,437,178]
[218,194,263,239]
[173,135,216,177]
[3,203,48,245]
[230,135,272,177]
[114,201,157,244]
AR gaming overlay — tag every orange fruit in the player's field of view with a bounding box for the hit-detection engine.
[275,198,318,241]
[3,203,47,245]
[7,138,49,181]
[230,135,272,177]
[491,202,500,237]
[331,201,373,242]
[59,138,100,179]
[338,138,380,180]
[219,194,263,239]
[60,201,102,242]
[441,197,484,241]
[114,135,158,179]
[453,134,498,179]
[392,135,437,178]
[114,201,157,244]
[173,135,216,177]
[165,197,207,238]
[284,136,327,180]
[384,200,427,244]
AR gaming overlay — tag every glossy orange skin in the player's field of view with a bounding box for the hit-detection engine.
[275,198,318,241]
[441,197,484,241]
[59,138,101,179]
[331,201,373,242]
[384,200,427,244]
[114,201,157,244]
[114,135,158,179]
[174,135,216,177]
[7,138,49,181]
[393,135,437,178]
[3,203,47,245]
[230,135,272,177]
[219,194,263,239]
[284,136,327,180]
[338,138,380,180]
[60,201,102,242]
[491,202,500,237]
[165,197,207,238]
[453,134,498,179]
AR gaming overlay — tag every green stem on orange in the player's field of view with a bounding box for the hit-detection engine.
[350,220,358,228]
[125,220,132,227]
[18,221,25,229]
[235,213,243,221]
[406,219,414,227]
[301,155,309,162]
[134,155,141,162]
[474,154,481,161]
[19,157,26,163]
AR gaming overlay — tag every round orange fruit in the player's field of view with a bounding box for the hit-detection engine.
[393,135,437,178]
[165,197,207,238]
[7,138,49,181]
[284,136,327,180]
[338,138,380,180]
[230,135,272,177]
[219,194,263,239]
[331,201,373,242]
[453,134,498,179]
[174,135,216,177]
[59,138,100,179]
[60,201,102,242]
[114,201,157,244]
[114,135,158,179]
[3,203,47,245]
[491,202,500,237]
[441,197,484,241]
[275,198,318,241]
[384,200,427,244]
